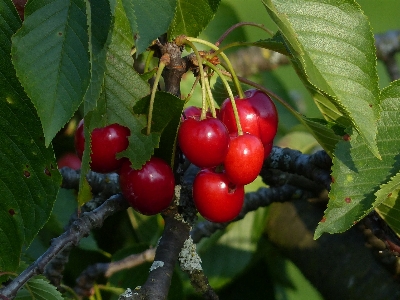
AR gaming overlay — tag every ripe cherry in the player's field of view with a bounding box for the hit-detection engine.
[181,106,217,121]
[178,116,229,168]
[224,133,264,185]
[75,120,130,173]
[219,89,278,145]
[119,157,175,215]
[57,153,82,170]
[193,169,244,223]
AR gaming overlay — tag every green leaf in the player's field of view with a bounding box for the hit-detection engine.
[301,117,343,157]
[83,0,113,114]
[132,0,177,54]
[15,276,64,300]
[376,176,400,237]
[0,0,61,274]
[263,0,381,158]
[315,80,400,239]
[252,32,289,55]
[131,91,184,166]
[12,0,90,146]
[168,0,221,40]
[197,207,268,289]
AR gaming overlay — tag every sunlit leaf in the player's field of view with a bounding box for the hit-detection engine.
[264,0,381,158]
[315,80,400,238]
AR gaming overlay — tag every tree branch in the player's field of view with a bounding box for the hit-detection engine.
[0,194,128,300]
[74,248,156,298]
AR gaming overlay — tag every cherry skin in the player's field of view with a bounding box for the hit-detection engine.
[119,157,175,215]
[181,106,217,121]
[219,89,278,145]
[193,169,244,223]
[224,133,264,185]
[178,116,229,168]
[75,120,130,173]
[57,153,82,170]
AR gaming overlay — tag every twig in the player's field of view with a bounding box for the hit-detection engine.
[264,147,332,191]
[60,167,120,197]
[0,194,128,300]
[74,248,156,298]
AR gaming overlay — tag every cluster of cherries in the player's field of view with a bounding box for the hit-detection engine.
[74,120,175,216]
[71,89,277,223]
[178,89,278,223]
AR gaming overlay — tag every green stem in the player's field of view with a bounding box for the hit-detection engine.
[183,38,208,120]
[203,71,217,118]
[187,37,244,99]
[147,62,166,135]
[144,50,154,73]
[204,61,243,135]
[184,75,200,104]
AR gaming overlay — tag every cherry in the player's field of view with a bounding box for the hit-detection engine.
[219,89,278,145]
[119,157,175,215]
[74,120,130,173]
[193,169,244,223]
[178,116,229,168]
[224,133,264,185]
[181,106,217,121]
[57,153,82,170]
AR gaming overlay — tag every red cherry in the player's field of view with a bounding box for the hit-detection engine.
[219,89,278,145]
[57,153,82,170]
[119,157,175,215]
[193,169,244,223]
[74,120,130,173]
[181,106,216,121]
[224,133,264,185]
[178,117,229,168]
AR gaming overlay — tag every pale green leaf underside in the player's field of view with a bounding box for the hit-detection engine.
[12,0,90,146]
[300,117,342,157]
[264,0,380,158]
[168,0,221,40]
[315,80,400,239]
[0,0,61,273]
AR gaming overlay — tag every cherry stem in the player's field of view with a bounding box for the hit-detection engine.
[147,61,166,135]
[186,37,245,99]
[203,71,217,118]
[204,61,243,135]
[215,22,274,47]
[184,76,200,104]
[144,50,155,73]
[183,38,208,120]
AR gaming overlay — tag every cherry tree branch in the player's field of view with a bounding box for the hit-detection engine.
[0,194,129,300]
[74,248,156,298]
